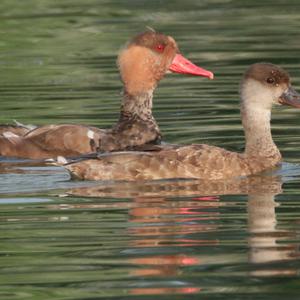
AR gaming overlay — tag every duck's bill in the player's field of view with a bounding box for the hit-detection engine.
[279,86,300,108]
[169,54,214,79]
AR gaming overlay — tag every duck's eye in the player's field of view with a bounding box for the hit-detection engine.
[155,44,165,52]
[266,77,275,84]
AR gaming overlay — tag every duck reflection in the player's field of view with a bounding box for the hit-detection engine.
[247,192,299,276]
[57,175,298,296]
[65,175,282,198]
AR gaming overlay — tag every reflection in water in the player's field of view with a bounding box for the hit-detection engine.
[55,174,299,296]
[248,193,300,276]
[66,175,283,198]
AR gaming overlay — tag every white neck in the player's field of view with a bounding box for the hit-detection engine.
[240,79,279,158]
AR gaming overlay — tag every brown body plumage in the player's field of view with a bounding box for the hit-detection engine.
[64,63,300,181]
[0,31,213,159]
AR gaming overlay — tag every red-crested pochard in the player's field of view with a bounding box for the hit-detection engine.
[0,31,213,159]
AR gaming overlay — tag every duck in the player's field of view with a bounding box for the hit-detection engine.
[0,31,213,159]
[62,63,300,181]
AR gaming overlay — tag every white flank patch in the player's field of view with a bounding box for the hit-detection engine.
[3,131,19,138]
[44,158,55,162]
[57,156,68,165]
[87,130,95,139]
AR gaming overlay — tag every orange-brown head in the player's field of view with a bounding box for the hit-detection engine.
[118,31,213,95]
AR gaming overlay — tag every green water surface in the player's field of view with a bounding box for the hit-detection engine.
[0,1,300,299]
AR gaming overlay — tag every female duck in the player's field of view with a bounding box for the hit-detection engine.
[63,63,300,181]
[0,31,213,159]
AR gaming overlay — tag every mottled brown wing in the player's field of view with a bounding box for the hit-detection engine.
[24,124,106,156]
[174,144,251,179]
[65,144,253,181]
[65,147,203,181]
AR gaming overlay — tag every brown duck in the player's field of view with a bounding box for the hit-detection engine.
[0,31,213,159]
[62,63,300,181]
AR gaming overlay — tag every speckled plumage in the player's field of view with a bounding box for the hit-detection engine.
[64,63,300,181]
[66,144,281,181]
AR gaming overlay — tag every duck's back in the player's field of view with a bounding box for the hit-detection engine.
[24,124,106,155]
[66,143,282,181]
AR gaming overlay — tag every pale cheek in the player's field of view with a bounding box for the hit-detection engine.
[241,80,274,110]
[272,87,284,103]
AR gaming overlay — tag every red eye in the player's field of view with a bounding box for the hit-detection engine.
[156,44,165,52]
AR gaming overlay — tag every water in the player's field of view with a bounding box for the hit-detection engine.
[1,0,300,299]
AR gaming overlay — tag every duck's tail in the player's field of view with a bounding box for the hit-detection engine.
[13,120,37,131]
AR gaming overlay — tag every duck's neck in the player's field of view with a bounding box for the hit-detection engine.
[241,98,280,159]
[119,89,156,122]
